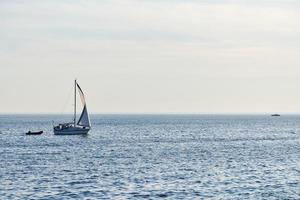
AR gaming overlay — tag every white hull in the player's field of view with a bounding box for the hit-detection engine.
[53,126,90,135]
[54,80,91,135]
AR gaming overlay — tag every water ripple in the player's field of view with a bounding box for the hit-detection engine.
[0,114,299,199]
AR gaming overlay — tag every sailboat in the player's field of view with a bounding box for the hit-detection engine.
[53,80,91,135]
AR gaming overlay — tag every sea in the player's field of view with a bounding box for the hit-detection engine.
[0,114,299,199]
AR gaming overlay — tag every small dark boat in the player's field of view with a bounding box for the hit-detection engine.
[26,131,43,135]
[271,114,280,117]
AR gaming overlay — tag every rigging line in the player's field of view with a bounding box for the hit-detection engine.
[59,84,74,117]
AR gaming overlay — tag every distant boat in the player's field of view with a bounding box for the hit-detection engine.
[26,131,43,135]
[53,80,91,135]
[271,114,280,117]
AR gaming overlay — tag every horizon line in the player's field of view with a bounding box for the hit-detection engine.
[1,112,300,115]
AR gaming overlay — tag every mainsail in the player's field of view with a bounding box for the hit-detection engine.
[76,83,91,127]
[53,80,91,135]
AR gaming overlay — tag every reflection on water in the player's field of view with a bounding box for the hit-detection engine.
[0,114,299,199]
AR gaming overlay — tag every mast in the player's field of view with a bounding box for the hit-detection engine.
[74,79,77,126]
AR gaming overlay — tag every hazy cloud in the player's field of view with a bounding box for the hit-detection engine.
[1,0,300,113]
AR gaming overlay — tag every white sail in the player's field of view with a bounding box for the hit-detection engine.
[53,80,91,135]
[76,83,91,127]
[77,105,90,127]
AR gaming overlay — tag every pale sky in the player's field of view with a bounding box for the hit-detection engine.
[1,0,300,113]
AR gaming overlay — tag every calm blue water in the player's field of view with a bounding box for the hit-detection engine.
[0,114,299,199]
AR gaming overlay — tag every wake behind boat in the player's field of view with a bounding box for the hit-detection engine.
[53,80,91,135]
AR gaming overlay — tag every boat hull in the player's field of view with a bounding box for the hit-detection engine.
[53,126,90,135]
[26,131,43,135]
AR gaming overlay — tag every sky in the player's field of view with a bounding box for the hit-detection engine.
[1,0,300,113]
